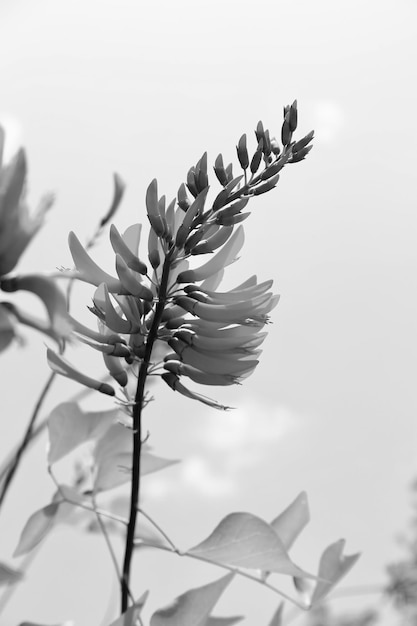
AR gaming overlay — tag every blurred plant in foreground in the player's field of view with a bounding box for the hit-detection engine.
[0,104,361,625]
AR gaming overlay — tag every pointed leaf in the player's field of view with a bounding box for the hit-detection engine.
[0,562,23,585]
[311,539,360,605]
[270,492,310,550]
[188,512,313,577]
[47,402,119,464]
[150,573,234,626]
[268,603,284,626]
[108,591,148,626]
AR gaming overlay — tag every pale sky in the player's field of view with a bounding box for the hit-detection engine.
[0,1,416,624]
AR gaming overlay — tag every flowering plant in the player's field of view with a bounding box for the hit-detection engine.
[0,103,359,625]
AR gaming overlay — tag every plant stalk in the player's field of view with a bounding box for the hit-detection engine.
[121,250,173,611]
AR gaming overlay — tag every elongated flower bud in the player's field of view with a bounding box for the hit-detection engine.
[289,145,313,163]
[250,138,264,174]
[162,371,230,409]
[292,130,314,153]
[110,225,147,275]
[237,134,249,170]
[146,179,165,237]
[69,232,123,292]
[115,255,153,301]
[253,173,280,196]
[177,183,190,212]
[175,187,209,248]
[47,348,115,395]
[214,154,228,187]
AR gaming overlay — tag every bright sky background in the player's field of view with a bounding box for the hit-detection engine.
[0,0,416,624]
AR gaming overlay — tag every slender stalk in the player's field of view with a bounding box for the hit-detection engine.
[0,371,56,509]
[121,250,174,612]
[92,494,135,605]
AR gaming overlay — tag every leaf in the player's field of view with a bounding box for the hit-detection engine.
[13,487,86,557]
[107,591,148,626]
[0,561,23,585]
[188,512,313,578]
[94,424,178,492]
[47,402,119,464]
[150,573,234,626]
[14,501,60,557]
[270,492,310,550]
[267,603,284,626]
[310,539,360,605]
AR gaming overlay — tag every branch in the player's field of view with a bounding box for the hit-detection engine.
[0,371,56,509]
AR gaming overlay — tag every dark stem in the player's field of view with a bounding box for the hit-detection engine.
[0,371,56,509]
[121,250,173,612]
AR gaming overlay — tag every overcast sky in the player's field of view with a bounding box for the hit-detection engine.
[0,1,416,624]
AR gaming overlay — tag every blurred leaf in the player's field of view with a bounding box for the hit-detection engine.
[311,539,360,605]
[270,492,310,550]
[14,501,60,557]
[93,423,131,491]
[93,424,178,492]
[188,512,314,577]
[150,573,234,626]
[206,617,244,625]
[107,591,148,626]
[268,603,284,626]
[47,402,119,464]
[14,487,87,556]
[0,561,23,585]
[19,622,74,626]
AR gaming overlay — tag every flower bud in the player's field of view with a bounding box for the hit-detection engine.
[292,130,314,152]
[177,183,191,211]
[250,138,264,174]
[289,145,313,163]
[214,154,228,187]
[253,173,280,195]
[281,113,292,147]
[236,134,249,170]
[289,100,298,132]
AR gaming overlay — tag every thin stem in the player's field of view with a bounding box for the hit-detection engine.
[134,509,307,609]
[121,250,174,612]
[0,371,56,510]
[48,467,128,527]
[135,538,307,610]
[137,508,179,552]
[92,494,135,605]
